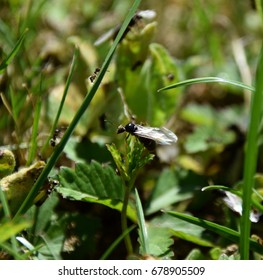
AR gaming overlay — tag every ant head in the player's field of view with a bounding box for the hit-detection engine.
[125,123,137,133]
[117,125,126,134]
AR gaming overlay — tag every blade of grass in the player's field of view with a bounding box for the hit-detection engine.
[27,78,43,166]
[100,225,136,260]
[0,28,28,74]
[13,0,142,219]
[135,188,149,255]
[0,184,18,252]
[0,184,12,219]
[240,42,263,259]
[41,47,79,155]
[0,92,18,127]
[165,211,263,255]
[158,77,255,93]
[255,0,263,23]
[0,242,25,260]
[40,234,60,260]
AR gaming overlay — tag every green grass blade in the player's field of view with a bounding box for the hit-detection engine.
[158,77,255,93]
[13,0,142,219]
[0,183,19,254]
[135,188,149,255]
[100,225,136,260]
[0,183,12,218]
[0,91,18,127]
[255,0,263,23]
[240,42,263,259]
[0,219,31,243]
[40,234,60,260]
[27,79,43,166]
[0,242,25,260]
[41,47,79,155]
[0,28,28,74]
[51,47,79,134]
[165,211,263,255]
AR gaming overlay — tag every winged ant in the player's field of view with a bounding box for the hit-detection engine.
[94,10,156,46]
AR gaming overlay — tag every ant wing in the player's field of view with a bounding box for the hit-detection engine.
[94,25,120,46]
[94,10,156,46]
[137,10,156,20]
[133,125,177,145]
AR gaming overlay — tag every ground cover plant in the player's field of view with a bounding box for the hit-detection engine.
[0,0,263,260]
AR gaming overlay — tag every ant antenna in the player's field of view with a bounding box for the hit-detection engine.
[117,87,136,122]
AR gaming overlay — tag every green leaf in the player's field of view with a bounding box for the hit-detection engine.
[106,143,129,181]
[138,215,174,259]
[146,226,174,259]
[152,214,214,247]
[146,168,193,215]
[149,43,180,84]
[65,138,112,164]
[28,193,60,235]
[59,161,123,199]
[57,161,136,221]
[184,125,235,153]
[37,226,64,260]
[209,247,223,260]
[148,43,182,126]
[116,32,182,126]
[180,104,216,126]
[127,139,154,179]
[185,248,206,260]
[181,103,245,128]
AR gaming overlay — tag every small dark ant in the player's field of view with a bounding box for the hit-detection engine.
[89,67,101,83]
[35,177,60,206]
[49,127,67,147]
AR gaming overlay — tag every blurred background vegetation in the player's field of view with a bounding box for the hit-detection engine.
[0,0,263,260]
